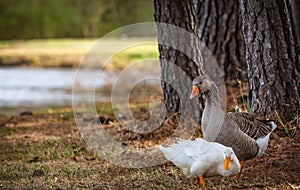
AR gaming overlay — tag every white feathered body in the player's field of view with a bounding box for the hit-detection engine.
[159,138,240,178]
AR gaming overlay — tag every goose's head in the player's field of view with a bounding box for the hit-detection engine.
[190,76,212,99]
[223,147,235,170]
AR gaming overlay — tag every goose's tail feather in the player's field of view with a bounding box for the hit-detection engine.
[256,120,277,156]
[158,140,190,161]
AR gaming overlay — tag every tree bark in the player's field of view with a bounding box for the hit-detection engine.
[240,0,300,120]
[154,0,204,116]
[293,0,300,46]
[196,0,247,85]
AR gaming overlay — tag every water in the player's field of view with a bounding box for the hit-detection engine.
[0,67,115,114]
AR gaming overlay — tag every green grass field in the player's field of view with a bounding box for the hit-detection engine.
[0,38,159,69]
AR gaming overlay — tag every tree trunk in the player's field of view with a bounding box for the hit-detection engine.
[154,0,204,117]
[196,0,247,85]
[240,0,300,120]
[293,0,300,46]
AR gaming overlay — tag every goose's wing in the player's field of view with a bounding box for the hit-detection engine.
[185,139,221,160]
[185,147,201,159]
[184,140,203,159]
[227,112,276,140]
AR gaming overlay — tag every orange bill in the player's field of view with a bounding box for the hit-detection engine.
[224,156,231,170]
[190,86,200,99]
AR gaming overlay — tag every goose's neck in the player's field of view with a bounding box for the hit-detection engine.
[202,83,223,129]
[204,83,222,109]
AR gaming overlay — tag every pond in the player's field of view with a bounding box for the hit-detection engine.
[0,67,115,114]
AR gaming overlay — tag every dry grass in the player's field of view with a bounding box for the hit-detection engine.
[0,38,159,69]
[0,87,300,189]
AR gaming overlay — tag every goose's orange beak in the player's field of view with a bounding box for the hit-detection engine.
[190,86,200,99]
[224,156,231,170]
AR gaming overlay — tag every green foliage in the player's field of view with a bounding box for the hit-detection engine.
[0,0,154,40]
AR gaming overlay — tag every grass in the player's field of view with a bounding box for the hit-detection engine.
[246,99,251,113]
[0,111,193,189]
[275,110,290,136]
[0,38,159,69]
[0,83,300,189]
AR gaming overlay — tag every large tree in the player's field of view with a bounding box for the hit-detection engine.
[195,0,247,84]
[154,0,204,116]
[239,0,300,120]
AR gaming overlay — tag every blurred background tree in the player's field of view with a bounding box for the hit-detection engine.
[0,0,154,40]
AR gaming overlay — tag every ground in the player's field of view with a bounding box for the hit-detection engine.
[0,39,158,69]
[0,86,299,190]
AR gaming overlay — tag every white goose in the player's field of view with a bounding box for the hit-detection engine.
[190,76,277,177]
[159,138,240,189]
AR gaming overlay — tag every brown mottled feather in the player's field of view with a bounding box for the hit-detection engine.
[226,112,274,140]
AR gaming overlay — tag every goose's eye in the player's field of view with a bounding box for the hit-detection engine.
[231,152,233,155]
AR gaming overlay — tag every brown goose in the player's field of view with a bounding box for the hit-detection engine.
[190,76,276,177]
